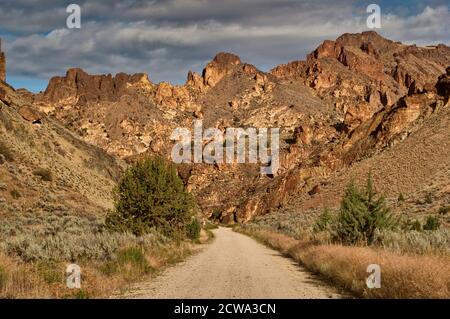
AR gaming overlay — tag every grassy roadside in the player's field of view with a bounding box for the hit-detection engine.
[235,225,450,298]
[0,212,215,299]
[0,157,216,299]
[0,238,198,298]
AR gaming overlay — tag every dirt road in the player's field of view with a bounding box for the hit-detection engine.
[121,227,344,299]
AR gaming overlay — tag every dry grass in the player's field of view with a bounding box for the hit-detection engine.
[0,253,51,298]
[0,241,193,298]
[0,213,198,298]
[236,226,450,299]
[250,210,450,255]
[0,211,210,298]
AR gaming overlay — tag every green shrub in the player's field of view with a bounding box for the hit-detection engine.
[118,247,146,267]
[424,192,433,204]
[205,229,215,240]
[211,209,222,220]
[73,289,89,299]
[409,219,422,231]
[397,193,405,203]
[313,209,333,233]
[100,247,149,277]
[0,141,14,162]
[336,175,396,245]
[186,219,201,240]
[10,189,21,199]
[438,205,450,215]
[106,157,196,237]
[33,168,53,182]
[37,261,63,284]
[423,216,440,231]
[99,261,119,276]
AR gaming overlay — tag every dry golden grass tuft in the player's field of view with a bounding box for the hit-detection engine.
[0,253,52,298]
[236,227,450,299]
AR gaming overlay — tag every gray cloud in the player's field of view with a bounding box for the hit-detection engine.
[0,1,449,89]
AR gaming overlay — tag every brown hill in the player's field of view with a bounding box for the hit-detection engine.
[0,79,125,220]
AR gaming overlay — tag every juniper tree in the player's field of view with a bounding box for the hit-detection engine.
[337,174,396,245]
[106,157,196,237]
[313,208,333,233]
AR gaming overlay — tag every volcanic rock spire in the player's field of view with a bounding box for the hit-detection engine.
[0,39,6,82]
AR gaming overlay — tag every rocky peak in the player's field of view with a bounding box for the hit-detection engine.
[186,70,205,92]
[186,52,242,91]
[307,32,394,82]
[211,52,241,66]
[268,32,449,131]
[336,31,395,49]
[310,31,393,59]
[202,52,241,88]
[43,68,153,104]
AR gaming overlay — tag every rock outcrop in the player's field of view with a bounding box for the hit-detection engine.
[30,32,450,223]
[436,66,450,100]
[203,52,241,88]
[43,68,153,104]
[0,39,6,82]
[186,52,242,92]
[18,105,43,123]
[271,31,450,129]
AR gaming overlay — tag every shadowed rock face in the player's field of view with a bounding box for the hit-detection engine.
[28,32,450,223]
[436,66,450,101]
[0,39,6,82]
[0,53,5,83]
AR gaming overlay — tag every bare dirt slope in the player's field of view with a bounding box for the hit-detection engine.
[120,227,345,299]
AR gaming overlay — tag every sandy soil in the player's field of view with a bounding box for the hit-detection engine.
[120,227,345,299]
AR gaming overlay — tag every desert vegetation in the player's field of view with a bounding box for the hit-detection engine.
[106,157,198,239]
[32,168,53,182]
[236,175,450,298]
[0,158,205,298]
[0,141,14,162]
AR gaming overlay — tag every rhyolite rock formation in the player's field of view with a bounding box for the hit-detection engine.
[0,39,6,82]
[30,32,450,223]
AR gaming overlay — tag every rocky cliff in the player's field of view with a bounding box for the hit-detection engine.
[30,32,450,223]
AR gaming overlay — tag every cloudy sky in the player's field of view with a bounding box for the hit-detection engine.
[0,0,449,92]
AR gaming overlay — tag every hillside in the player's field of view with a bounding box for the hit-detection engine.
[278,68,450,227]
[0,79,125,220]
[0,77,195,299]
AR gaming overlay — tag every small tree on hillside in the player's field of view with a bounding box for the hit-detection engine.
[106,157,196,237]
[337,174,396,245]
[313,208,333,233]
